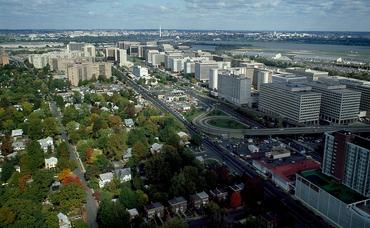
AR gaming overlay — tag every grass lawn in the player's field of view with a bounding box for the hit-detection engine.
[184,109,205,121]
[207,109,227,116]
[208,118,249,129]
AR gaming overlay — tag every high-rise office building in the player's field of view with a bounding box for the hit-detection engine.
[218,71,251,106]
[258,83,321,125]
[195,62,220,81]
[339,79,370,113]
[286,67,329,81]
[118,49,128,67]
[67,62,112,86]
[253,68,272,90]
[308,81,361,124]
[272,72,307,84]
[322,131,370,197]
[208,68,218,91]
[83,44,96,58]
[67,42,85,52]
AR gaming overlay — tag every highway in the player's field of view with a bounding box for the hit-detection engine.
[115,67,330,228]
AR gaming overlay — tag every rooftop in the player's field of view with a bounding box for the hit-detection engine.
[168,196,187,205]
[299,169,366,204]
[146,202,163,210]
[196,191,209,199]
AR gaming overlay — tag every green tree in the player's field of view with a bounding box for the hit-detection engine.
[132,142,149,160]
[1,161,16,183]
[50,183,86,213]
[97,199,130,228]
[28,116,43,140]
[105,133,126,160]
[162,217,188,228]
[119,187,139,209]
[26,140,44,171]
[43,117,60,136]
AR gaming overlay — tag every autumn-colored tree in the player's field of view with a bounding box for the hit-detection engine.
[107,115,123,129]
[124,103,136,118]
[18,173,32,192]
[230,192,242,208]
[58,169,72,182]
[85,148,94,164]
[62,175,83,187]
[1,134,13,157]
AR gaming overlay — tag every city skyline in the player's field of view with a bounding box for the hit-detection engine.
[1,0,370,31]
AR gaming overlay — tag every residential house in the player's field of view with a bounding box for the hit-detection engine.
[38,137,54,153]
[168,196,187,214]
[99,172,114,188]
[124,119,135,128]
[123,148,132,162]
[45,157,58,169]
[57,212,71,228]
[12,140,26,151]
[229,183,245,193]
[145,202,164,219]
[11,129,23,139]
[127,208,139,220]
[177,131,190,146]
[115,168,132,183]
[190,191,209,209]
[150,143,163,155]
[209,188,228,202]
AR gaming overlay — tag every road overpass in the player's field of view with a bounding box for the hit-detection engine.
[193,110,370,137]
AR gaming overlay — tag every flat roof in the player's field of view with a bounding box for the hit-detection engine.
[300,170,366,204]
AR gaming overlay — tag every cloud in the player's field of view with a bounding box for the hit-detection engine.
[0,0,369,31]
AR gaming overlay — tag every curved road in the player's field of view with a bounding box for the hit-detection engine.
[193,109,370,136]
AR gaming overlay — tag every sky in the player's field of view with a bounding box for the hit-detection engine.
[0,0,370,31]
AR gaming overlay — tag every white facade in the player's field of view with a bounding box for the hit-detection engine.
[308,81,361,124]
[119,49,128,67]
[272,73,307,84]
[195,62,219,81]
[253,68,272,90]
[218,72,251,106]
[258,83,322,124]
[38,136,54,153]
[45,157,58,169]
[132,65,149,77]
[83,44,96,58]
[208,68,218,90]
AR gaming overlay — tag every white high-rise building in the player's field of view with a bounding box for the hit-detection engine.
[258,83,322,125]
[119,49,128,67]
[132,65,149,77]
[195,62,219,81]
[218,71,251,106]
[307,80,361,124]
[253,69,272,90]
[209,68,218,91]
